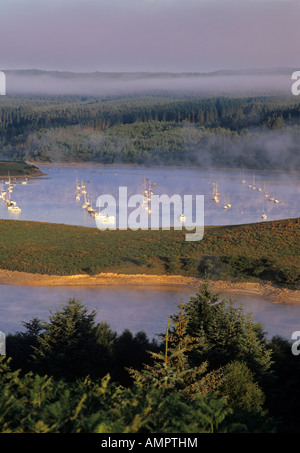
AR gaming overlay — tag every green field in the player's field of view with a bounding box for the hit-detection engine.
[0,161,43,177]
[0,218,299,287]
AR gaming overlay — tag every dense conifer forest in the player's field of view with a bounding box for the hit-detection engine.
[0,92,299,169]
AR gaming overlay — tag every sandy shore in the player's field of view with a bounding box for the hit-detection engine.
[0,268,298,304]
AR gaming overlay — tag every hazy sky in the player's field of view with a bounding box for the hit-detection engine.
[0,0,299,72]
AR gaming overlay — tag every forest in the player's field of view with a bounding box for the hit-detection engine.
[0,92,299,170]
[1,286,300,433]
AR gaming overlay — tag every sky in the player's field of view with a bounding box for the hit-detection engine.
[0,0,299,73]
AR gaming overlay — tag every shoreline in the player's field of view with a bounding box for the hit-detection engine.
[0,268,298,305]
[27,161,300,176]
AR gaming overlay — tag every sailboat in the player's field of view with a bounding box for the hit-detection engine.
[0,181,6,199]
[7,197,17,210]
[87,200,97,216]
[21,171,28,185]
[82,192,89,209]
[223,194,232,210]
[212,183,220,203]
[81,180,87,194]
[94,206,115,224]
[263,182,269,198]
[7,201,16,210]
[5,173,14,192]
[75,176,81,191]
[240,170,246,184]
[143,177,148,199]
[261,195,267,220]
[10,205,21,213]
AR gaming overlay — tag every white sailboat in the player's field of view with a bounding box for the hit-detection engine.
[81,180,87,194]
[261,196,267,220]
[10,205,21,213]
[223,194,232,210]
[82,192,89,209]
[0,181,6,199]
[7,200,17,210]
[21,171,28,185]
[87,200,97,216]
[212,183,220,203]
[241,170,246,184]
[261,212,267,220]
[75,176,81,191]
[94,207,115,224]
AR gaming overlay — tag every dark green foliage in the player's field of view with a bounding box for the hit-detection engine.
[0,160,42,177]
[1,93,300,170]
[263,335,300,433]
[0,357,241,433]
[178,284,273,380]
[111,329,160,386]
[31,298,116,381]
[6,317,44,374]
[128,309,223,399]
[219,361,265,413]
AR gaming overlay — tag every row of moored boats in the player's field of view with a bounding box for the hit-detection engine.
[212,175,283,221]
[0,174,27,214]
[75,179,115,224]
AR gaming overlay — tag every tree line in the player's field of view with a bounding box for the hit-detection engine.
[0,93,299,169]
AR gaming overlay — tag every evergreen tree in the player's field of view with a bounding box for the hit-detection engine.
[179,284,273,381]
[32,298,115,381]
[128,302,223,398]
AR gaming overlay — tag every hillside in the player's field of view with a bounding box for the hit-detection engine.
[0,218,298,288]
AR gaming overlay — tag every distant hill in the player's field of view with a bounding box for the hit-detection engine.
[3,67,298,79]
[2,67,296,96]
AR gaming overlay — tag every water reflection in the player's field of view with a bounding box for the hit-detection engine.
[0,164,299,228]
[0,285,299,340]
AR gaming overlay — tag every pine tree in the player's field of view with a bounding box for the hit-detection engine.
[181,284,273,381]
[128,301,223,399]
[32,298,113,381]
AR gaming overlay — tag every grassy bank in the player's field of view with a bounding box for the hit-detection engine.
[0,161,43,177]
[0,218,299,288]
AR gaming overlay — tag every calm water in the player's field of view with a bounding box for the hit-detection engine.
[0,164,299,341]
[0,285,300,338]
[0,284,300,340]
[0,164,299,227]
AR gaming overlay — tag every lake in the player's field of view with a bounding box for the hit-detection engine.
[0,164,299,341]
[1,164,299,228]
[1,284,300,341]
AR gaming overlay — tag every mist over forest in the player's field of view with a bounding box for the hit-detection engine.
[0,68,299,171]
[3,68,297,96]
